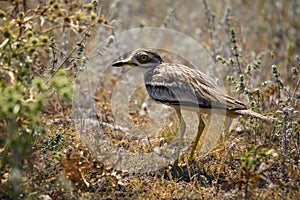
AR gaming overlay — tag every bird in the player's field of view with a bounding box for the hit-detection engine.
[112,48,274,162]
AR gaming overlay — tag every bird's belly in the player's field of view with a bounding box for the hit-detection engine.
[152,99,232,116]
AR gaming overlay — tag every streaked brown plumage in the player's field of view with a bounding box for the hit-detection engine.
[144,63,246,112]
[112,48,273,162]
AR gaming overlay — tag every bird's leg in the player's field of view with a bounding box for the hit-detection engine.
[173,108,186,166]
[188,113,205,161]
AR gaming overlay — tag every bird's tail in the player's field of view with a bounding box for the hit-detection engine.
[234,109,277,123]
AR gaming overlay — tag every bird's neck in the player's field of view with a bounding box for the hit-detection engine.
[143,66,157,83]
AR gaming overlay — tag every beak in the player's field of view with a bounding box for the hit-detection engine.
[112,59,138,67]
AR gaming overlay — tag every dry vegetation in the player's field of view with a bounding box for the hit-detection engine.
[0,0,299,199]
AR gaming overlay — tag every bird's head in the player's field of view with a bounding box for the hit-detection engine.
[112,49,163,69]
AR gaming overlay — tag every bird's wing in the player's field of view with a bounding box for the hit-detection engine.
[144,63,246,110]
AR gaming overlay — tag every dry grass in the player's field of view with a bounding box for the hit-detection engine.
[0,0,299,199]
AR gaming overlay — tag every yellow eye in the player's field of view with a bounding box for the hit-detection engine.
[139,54,149,62]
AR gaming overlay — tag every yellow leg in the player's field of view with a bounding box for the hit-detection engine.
[188,113,205,161]
[174,108,186,165]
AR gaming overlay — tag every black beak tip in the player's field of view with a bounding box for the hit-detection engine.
[111,61,123,67]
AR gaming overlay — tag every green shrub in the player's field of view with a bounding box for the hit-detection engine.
[0,0,105,198]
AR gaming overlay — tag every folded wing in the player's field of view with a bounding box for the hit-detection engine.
[144,63,247,111]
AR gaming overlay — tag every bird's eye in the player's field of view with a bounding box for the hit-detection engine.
[138,54,149,62]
